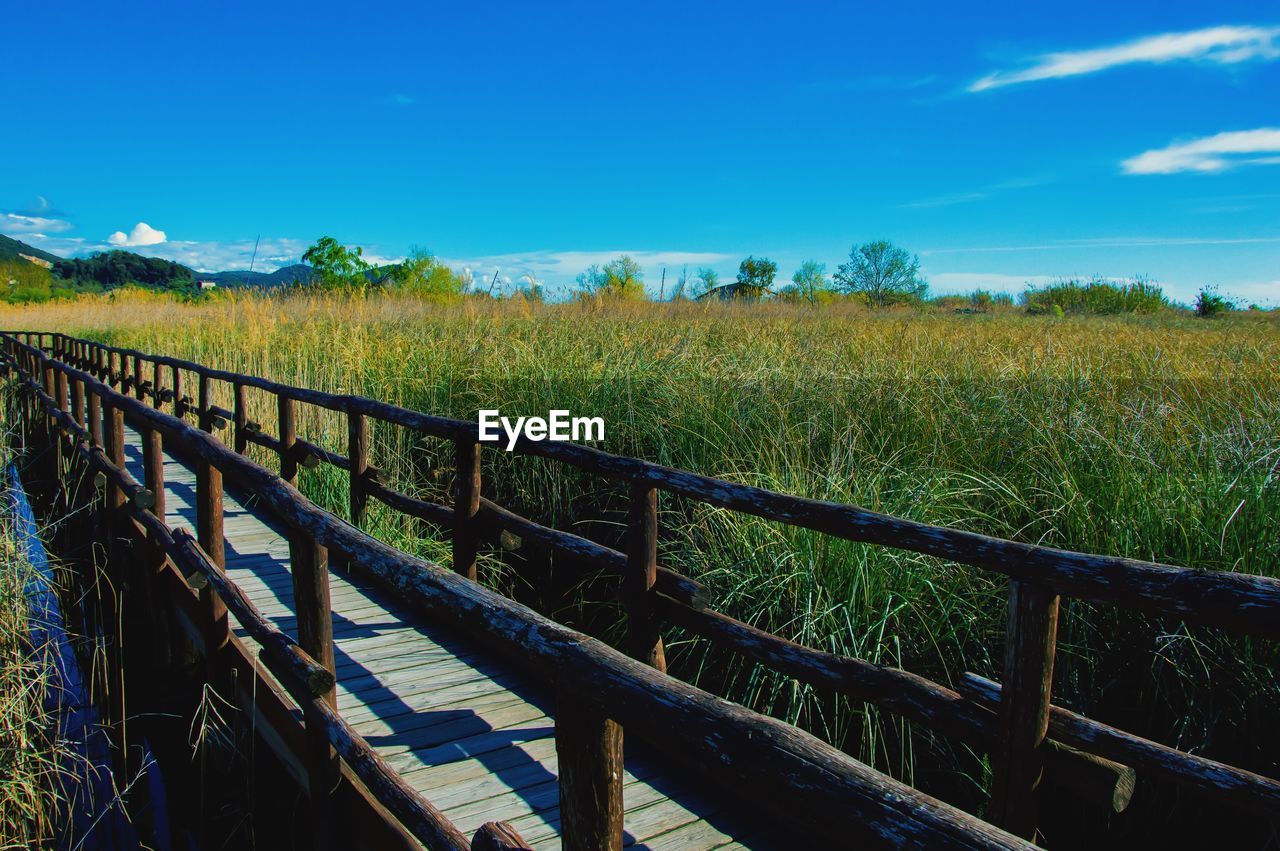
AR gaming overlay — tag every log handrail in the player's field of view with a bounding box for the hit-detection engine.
[7,329,1280,846]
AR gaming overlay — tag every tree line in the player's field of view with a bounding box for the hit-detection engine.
[299,236,1257,316]
[571,240,927,307]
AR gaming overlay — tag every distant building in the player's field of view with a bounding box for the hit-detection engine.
[695,281,772,302]
[197,280,218,290]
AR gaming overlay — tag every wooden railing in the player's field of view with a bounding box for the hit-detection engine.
[4,330,1279,849]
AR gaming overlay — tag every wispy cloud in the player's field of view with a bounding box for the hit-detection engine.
[899,192,992,210]
[1122,128,1280,174]
[1,195,74,236]
[970,25,1280,92]
[900,176,1050,209]
[382,93,415,106]
[108,221,167,247]
[1,213,74,236]
[803,75,937,93]
[925,235,1280,254]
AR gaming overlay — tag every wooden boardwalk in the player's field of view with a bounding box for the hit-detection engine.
[121,426,778,850]
[14,332,1279,848]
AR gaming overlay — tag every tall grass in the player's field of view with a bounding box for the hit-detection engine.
[3,291,1278,836]
[0,435,62,847]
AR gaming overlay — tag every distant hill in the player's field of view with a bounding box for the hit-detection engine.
[1,238,399,293]
[0,234,63,266]
[202,264,314,288]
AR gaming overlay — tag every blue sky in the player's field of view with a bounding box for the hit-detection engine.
[3,1,1279,302]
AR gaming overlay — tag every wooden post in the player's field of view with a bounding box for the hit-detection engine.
[232,383,248,454]
[989,579,1060,839]
[195,450,228,669]
[172,365,185,419]
[279,394,298,485]
[142,428,166,525]
[556,693,623,851]
[134,355,145,400]
[54,369,69,410]
[104,403,129,765]
[624,481,666,671]
[151,361,164,410]
[347,411,368,527]
[289,530,336,706]
[452,440,481,581]
[41,361,59,498]
[88,390,103,449]
[293,523,339,848]
[53,370,70,504]
[198,374,214,432]
[303,699,339,851]
[71,375,86,430]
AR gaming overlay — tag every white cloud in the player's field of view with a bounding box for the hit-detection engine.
[1219,279,1280,304]
[1122,128,1280,174]
[971,25,1280,91]
[1,213,74,235]
[108,222,167,246]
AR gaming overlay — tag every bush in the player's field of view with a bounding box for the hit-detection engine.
[1023,277,1167,315]
[1194,286,1233,318]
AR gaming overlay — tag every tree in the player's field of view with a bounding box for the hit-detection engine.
[302,236,371,290]
[833,240,927,307]
[735,256,777,298]
[695,266,719,296]
[53,250,194,292]
[790,260,827,303]
[387,248,467,298]
[575,264,604,295]
[581,255,645,299]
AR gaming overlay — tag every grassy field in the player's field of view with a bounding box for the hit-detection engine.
[3,290,1277,835]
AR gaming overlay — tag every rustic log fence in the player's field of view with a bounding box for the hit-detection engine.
[3,330,1279,849]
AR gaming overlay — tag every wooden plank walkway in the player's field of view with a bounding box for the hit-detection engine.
[121,426,782,849]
